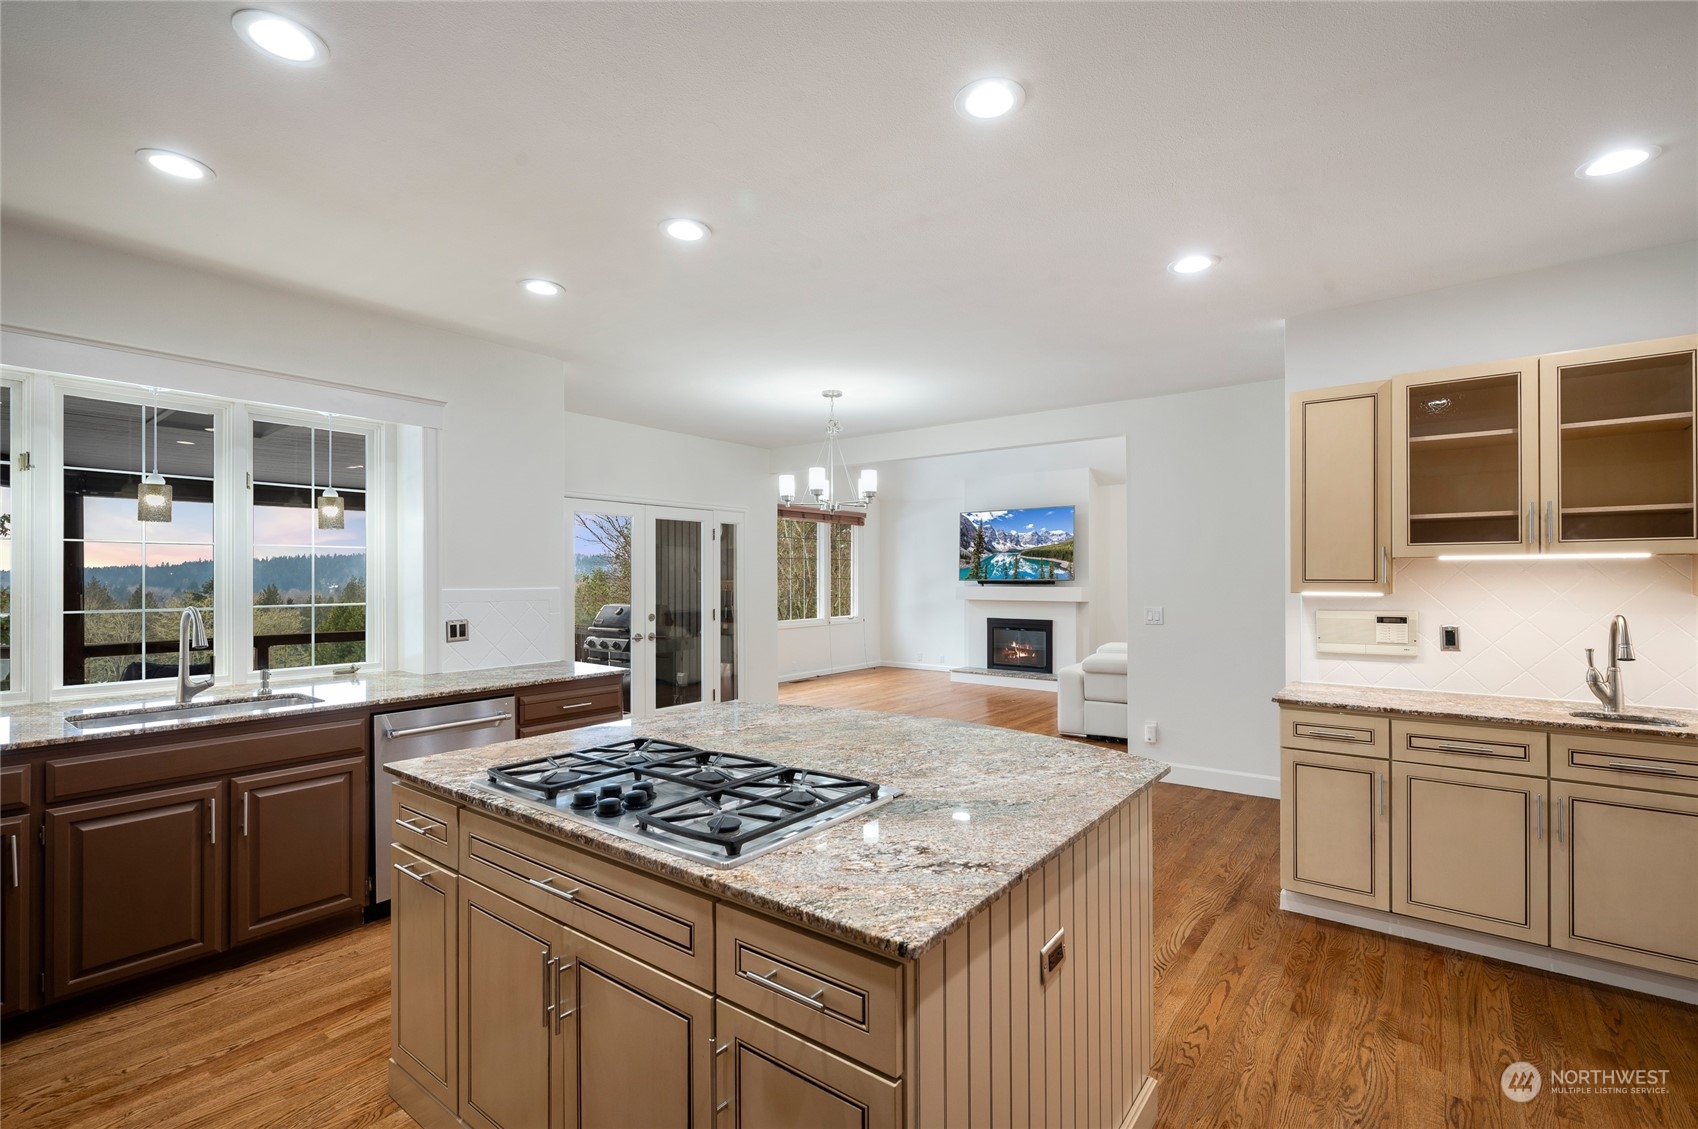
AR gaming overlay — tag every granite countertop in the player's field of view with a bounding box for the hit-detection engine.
[387,703,1169,960]
[0,661,625,751]
[1274,682,1698,742]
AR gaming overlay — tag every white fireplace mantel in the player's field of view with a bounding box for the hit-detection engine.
[956,585,1088,603]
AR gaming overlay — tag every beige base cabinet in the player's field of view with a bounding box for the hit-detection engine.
[1280,746,1389,911]
[388,783,1159,1129]
[1390,762,1548,945]
[1551,781,1698,980]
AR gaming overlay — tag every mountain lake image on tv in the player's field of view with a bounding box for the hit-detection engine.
[959,506,1075,582]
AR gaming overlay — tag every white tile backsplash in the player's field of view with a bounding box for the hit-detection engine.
[438,587,564,672]
[1299,557,1698,708]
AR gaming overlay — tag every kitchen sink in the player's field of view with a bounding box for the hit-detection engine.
[65,693,324,734]
[1569,710,1688,729]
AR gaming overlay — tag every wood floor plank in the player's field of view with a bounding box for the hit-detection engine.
[4,668,1694,1129]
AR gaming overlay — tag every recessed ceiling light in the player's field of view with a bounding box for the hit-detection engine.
[661,219,711,242]
[1168,253,1220,275]
[520,278,563,296]
[137,149,215,180]
[954,78,1025,120]
[1576,146,1661,178]
[232,10,328,66]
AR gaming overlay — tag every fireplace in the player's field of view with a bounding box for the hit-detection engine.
[986,618,1053,675]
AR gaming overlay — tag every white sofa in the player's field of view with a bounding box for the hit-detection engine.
[1057,642,1128,740]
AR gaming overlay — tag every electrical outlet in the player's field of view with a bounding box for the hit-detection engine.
[1441,625,1461,651]
[1144,606,1165,625]
[1143,721,1158,744]
[445,619,469,643]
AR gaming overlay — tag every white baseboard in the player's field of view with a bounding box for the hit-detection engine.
[1158,762,1281,798]
[948,670,1058,693]
[777,662,880,684]
[1280,891,1698,1004]
[878,661,955,672]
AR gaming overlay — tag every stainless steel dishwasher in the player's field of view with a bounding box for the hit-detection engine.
[372,695,515,904]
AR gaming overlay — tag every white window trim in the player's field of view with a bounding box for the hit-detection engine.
[775,517,860,626]
[1,367,389,703]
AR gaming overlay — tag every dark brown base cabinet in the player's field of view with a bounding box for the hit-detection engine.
[232,757,368,945]
[2,810,37,1014]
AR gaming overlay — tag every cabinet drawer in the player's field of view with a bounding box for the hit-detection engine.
[716,902,903,1078]
[392,786,459,868]
[715,1000,901,1129]
[0,765,31,813]
[1550,732,1698,796]
[1280,708,1390,757]
[517,683,623,735]
[459,808,713,987]
[1392,719,1547,776]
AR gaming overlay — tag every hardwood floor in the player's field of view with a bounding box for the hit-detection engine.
[4,668,1694,1128]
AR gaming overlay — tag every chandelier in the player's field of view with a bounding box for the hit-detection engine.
[778,390,877,513]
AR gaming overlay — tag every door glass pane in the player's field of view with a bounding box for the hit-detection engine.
[1556,350,1696,542]
[719,523,737,704]
[574,513,633,706]
[654,518,702,708]
[63,395,216,686]
[1405,373,1522,545]
[1,385,10,691]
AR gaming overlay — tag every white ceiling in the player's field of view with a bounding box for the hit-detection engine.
[3,2,1693,448]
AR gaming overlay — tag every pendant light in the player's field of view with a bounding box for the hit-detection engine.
[777,390,876,513]
[137,389,173,522]
[317,418,345,529]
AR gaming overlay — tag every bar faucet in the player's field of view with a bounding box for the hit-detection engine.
[177,606,214,705]
[1583,615,1635,714]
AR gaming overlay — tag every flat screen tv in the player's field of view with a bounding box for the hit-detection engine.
[959,506,1076,582]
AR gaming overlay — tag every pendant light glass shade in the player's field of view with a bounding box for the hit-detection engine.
[137,472,173,520]
[317,486,345,529]
[137,392,175,523]
[777,474,796,504]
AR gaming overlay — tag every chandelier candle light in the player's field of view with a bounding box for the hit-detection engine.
[136,388,173,522]
[778,390,876,513]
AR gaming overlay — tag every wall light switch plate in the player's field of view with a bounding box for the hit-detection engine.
[1144,606,1165,625]
[446,619,469,643]
[1441,625,1461,651]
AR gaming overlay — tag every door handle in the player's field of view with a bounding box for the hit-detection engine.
[1378,772,1386,816]
[1605,760,1680,775]
[393,862,434,885]
[383,712,512,740]
[1379,545,1388,586]
[1556,797,1564,844]
[7,834,16,889]
[647,632,657,642]
[556,701,595,712]
[1535,793,1544,841]
[1545,500,1554,546]
[209,796,216,844]
[745,967,827,1009]
[242,792,249,837]
[556,960,576,1030]
[1526,502,1534,546]
[527,876,581,902]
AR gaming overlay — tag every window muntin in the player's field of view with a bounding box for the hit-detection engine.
[776,517,819,622]
[62,395,216,687]
[252,422,368,670]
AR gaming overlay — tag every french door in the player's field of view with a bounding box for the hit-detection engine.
[566,498,739,719]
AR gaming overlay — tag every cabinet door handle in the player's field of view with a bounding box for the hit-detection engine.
[1379,545,1388,586]
[209,797,216,844]
[1606,760,1680,775]
[1535,794,1544,841]
[7,834,16,889]
[1545,500,1554,546]
[242,792,249,837]
[543,955,557,1028]
[746,967,827,1009]
[1378,772,1386,816]
[556,960,576,1030]
[527,876,581,901]
[1526,502,1535,546]
[1556,797,1564,844]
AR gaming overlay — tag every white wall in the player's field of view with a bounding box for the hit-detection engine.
[1285,241,1698,705]
[1125,381,1288,795]
[2,221,573,675]
[562,412,779,704]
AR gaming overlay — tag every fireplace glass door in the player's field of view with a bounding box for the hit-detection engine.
[987,618,1053,674]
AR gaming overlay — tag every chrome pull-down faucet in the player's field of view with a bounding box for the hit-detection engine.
[1583,615,1635,714]
[177,606,215,705]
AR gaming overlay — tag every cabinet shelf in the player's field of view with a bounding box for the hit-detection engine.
[1410,510,1518,521]
[1559,412,1694,439]
[1407,428,1517,451]
[1561,502,1695,515]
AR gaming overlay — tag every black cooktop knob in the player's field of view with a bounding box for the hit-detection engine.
[598,783,624,799]
[629,780,656,797]
[569,790,596,809]
[622,789,651,810]
[595,796,624,817]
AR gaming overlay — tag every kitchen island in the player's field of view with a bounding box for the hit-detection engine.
[385,703,1167,1129]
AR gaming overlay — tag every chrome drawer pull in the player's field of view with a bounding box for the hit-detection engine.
[1433,741,1501,755]
[557,701,595,711]
[1605,760,1680,775]
[384,712,512,740]
[716,1101,731,1113]
[748,967,827,1009]
[528,876,581,901]
[394,862,433,884]
[395,816,438,836]
[1301,728,1365,742]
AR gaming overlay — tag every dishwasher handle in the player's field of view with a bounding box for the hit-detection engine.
[384,711,514,740]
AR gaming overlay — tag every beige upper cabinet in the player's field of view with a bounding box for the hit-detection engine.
[1538,335,1698,554]
[1392,359,1540,556]
[1290,381,1392,594]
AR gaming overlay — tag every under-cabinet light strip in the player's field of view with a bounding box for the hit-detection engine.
[1436,552,1653,562]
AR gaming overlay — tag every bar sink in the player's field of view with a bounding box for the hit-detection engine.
[65,693,323,734]
[1569,710,1688,729]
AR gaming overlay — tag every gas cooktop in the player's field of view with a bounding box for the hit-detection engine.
[470,737,897,867]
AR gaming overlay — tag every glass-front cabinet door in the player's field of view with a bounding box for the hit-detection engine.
[1539,336,1698,554]
[1393,360,1539,556]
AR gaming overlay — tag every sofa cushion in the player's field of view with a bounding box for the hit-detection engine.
[1082,672,1127,704]
[1098,642,1128,654]
[1081,651,1127,675]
